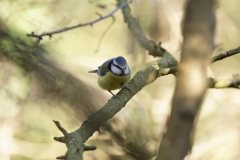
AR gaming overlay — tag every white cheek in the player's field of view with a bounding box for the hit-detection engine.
[113,59,118,66]
[124,67,129,75]
[111,65,121,75]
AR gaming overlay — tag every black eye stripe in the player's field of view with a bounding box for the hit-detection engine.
[110,63,129,76]
[112,63,123,70]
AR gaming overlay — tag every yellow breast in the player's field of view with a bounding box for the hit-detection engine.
[98,71,131,91]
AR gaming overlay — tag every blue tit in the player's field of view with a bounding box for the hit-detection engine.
[89,56,131,97]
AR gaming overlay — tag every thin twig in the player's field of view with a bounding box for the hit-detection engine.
[84,145,97,151]
[26,0,133,40]
[56,155,67,160]
[95,15,116,53]
[54,136,66,143]
[211,46,240,64]
[53,120,68,136]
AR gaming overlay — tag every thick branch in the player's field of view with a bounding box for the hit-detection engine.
[53,56,176,160]
[156,0,216,159]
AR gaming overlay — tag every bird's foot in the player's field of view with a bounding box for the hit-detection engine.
[109,91,119,99]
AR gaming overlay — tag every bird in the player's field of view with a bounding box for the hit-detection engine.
[89,56,131,97]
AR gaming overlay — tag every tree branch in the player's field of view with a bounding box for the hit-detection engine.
[208,76,240,88]
[53,55,176,160]
[156,0,216,159]
[95,16,116,52]
[26,0,133,40]
[4,0,240,159]
[53,120,68,136]
[211,46,240,64]
[117,0,173,58]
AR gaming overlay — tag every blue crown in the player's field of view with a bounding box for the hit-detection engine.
[115,56,127,66]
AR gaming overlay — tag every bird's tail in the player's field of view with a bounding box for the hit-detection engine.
[89,70,98,73]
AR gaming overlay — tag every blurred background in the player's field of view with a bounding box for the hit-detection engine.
[0,0,240,160]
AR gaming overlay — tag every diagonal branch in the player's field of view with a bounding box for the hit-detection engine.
[53,56,177,160]
[51,3,240,157]
[211,46,240,64]
[53,120,68,136]
[26,0,133,40]
[118,0,173,58]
